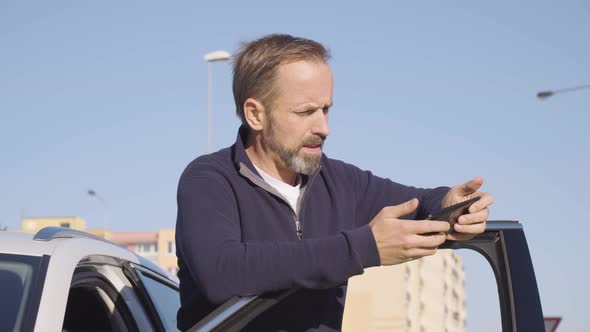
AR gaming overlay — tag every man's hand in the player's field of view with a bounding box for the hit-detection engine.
[442,177,494,241]
[369,198,450,265]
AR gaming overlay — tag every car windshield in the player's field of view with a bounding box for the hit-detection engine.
[0,253,43,332]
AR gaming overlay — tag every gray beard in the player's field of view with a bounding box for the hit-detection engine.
[264,120,324,175]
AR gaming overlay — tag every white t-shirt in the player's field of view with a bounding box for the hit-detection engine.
[253,165,301,211]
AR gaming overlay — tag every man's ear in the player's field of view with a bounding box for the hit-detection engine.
[244,98,266,131]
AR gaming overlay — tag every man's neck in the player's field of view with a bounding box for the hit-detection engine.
[244,133,298,186]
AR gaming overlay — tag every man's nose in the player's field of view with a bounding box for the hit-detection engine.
[312,111,330,138]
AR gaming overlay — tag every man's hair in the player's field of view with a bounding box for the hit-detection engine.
[232,34,331,125]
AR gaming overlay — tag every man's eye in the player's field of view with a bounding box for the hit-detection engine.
[298,109,315,116]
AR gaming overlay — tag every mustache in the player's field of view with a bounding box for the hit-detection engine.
[301,135,326,147]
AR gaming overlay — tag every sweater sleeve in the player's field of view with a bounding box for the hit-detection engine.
[176,170,378,305]
[351,167,450,225]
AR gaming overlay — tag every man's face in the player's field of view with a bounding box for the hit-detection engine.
[262,60,333,175]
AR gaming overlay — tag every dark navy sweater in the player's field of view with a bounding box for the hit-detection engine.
[176,127,449,331]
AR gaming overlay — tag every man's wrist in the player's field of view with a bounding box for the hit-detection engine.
[343,224,381,269]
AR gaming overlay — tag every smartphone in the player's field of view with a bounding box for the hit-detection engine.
[426,197,481,221]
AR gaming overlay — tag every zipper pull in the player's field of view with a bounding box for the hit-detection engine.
[295,219,303,239]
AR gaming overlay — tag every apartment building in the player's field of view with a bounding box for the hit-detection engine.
[343,250,466,332]
[110,229,178,274]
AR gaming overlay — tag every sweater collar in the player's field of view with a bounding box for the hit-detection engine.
[231,125,258,173]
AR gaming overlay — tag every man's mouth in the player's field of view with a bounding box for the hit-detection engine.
[302,144,322,152]
[300,135,325,153]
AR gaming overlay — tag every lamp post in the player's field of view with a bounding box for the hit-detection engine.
[87,189,108,235]
[204,50,231,152]
[537,84,590,100]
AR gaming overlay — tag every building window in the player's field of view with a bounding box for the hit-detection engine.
[60,222,71,228]
[167,241,175,255]
[453,311,460,327]
[136,243,158,253]
[452,268,459,283]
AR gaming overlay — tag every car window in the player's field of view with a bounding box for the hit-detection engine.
[0,254,43,332]
[456,249,501,332]
[137,271,180,331]
[343,249,501,331]
[62,286,118,331]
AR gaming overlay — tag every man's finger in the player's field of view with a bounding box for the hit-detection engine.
[408,220,451,234]
[468,193,494,213]
[458,208,489,225]
[405,247,439,259]
[454,177,484,195]
[383,198,419,218]
[413,232,447,248]
[454,222,486,234]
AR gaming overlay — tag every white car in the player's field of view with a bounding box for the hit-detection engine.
[0,221,545,332]
[0,227,180,332]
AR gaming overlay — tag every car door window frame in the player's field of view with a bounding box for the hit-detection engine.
[124,263,179,332]
[65,266,140,332]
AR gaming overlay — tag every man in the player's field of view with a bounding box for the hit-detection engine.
[176,34,493,331]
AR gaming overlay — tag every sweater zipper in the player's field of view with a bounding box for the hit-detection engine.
[289,200,303,240]
[294,219,302,240]
[237,162,320,241]
[291,168,320,240]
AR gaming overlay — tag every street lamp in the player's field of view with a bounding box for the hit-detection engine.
[204,50,231,152]
[87,189,108,234]
[536,84,590,100]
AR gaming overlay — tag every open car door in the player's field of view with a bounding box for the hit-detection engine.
[188,220,544,332]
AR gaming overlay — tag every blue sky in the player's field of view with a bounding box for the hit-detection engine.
[1,2,588,330]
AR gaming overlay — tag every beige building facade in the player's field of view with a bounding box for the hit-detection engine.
[343,250,466,332]
[110,230,178,274]
[21,216,87,234]
[157,229,177,273]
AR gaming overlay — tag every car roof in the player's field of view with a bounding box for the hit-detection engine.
[0,228,177,283]
[0,231,56,256]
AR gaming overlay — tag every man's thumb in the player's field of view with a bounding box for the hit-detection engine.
[456,177,483,195]
[386,198,419,218]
